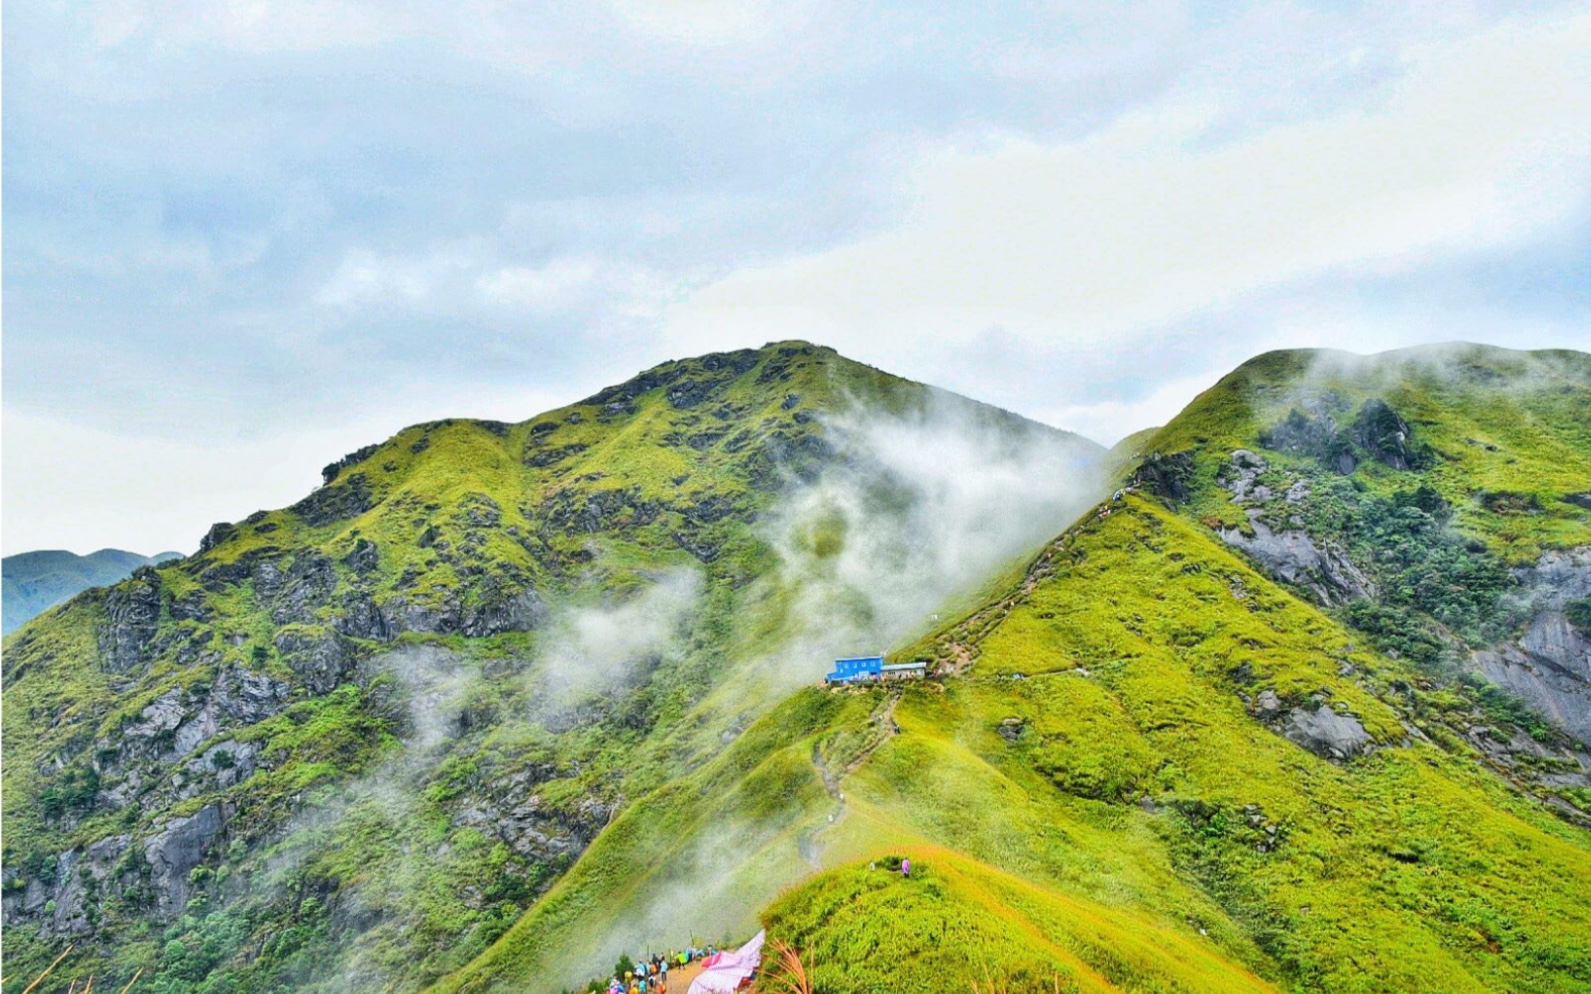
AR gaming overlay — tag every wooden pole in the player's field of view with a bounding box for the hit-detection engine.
[19,946,75,994]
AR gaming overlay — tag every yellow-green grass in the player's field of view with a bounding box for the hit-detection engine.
[762,848,1280,994]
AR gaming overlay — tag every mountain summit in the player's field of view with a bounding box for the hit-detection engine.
[2,342,1104,991]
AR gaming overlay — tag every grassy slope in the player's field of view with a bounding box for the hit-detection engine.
[1141,344,1591,561]
[11,342,1590,994]
[739,346,1591,994]
[755,497,1591,994]
[442,479,1591,994]
[1,343,1101,994]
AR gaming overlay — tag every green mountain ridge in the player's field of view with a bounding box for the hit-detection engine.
[433,343,1591,994]
[5,341,1591,994]
[4,549,184,636]
[2,342,1104,993]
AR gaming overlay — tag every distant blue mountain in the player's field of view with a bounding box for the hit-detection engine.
[3,548,183,635]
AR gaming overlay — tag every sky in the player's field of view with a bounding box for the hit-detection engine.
[4,0,1590,556]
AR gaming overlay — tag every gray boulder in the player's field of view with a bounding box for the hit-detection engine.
[1218,511,1374,605]
[1285,706,1372,760]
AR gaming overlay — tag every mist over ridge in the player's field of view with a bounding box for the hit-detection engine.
[7,340,1591,994]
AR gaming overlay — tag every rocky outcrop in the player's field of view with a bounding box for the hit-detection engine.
[273,629,356,694]
[1284,705,1373,760]
[322,444,380,485]
[97,573,163,673]
[1472,546,1591,745]
[1221,449,1271,502]
[452,767,611,868]
[1130,451,1196,504]
[1218,511,1373,606]
[1259,396,1424,475]
[1348,399,1422,471]
[461,587,547,638]
[269,552,339,626]
[144,804,226,916]
[108,666,290,768]
[6,833,137,937]
[0,804,224,937]
[290,472,375,527]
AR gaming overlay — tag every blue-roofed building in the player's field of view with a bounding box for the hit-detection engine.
[824,656,932,684]
[825,655,884,684]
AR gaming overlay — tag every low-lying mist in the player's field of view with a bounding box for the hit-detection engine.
[535,567,704,704]
[761,391,1105,679]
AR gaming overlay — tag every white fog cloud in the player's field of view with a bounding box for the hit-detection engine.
[756,393,1106,681]
[536,569,705,702]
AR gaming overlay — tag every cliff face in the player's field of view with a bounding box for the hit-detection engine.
[1474,547,1591,744]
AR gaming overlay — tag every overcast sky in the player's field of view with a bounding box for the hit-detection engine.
[5,1,1590,556]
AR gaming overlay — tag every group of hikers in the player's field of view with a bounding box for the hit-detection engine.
[607,947,717,994]
[1096,486,1136,520]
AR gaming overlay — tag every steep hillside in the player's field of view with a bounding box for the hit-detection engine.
[1124,345,1591,746]
[433,345,1591,994]
[755,493,1591,993]
[4,549,182,635]
[8,342,1589,994]
[1,343,1104,993]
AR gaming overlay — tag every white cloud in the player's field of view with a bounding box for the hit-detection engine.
[476,258,680,320]
[663,12,1591,358]
[89,0,408,52]
[314,247,468,310]
[1037,372,1221,447]
[313,246,683,326]
[606,0,777,45]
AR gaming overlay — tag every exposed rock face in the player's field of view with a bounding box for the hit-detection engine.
[1284,706,1372,760]
[1348,399,1420,471]
[269,552,339,626]
[1259,397,1422,475]
[19,834,136,937]
[1130,451,1196,504]
[461,588,547,637]
[323,444,380,485]
[1218,511,1373,606]
[452,767,612,867]
[1221,449,1270,502]
[1472,546,1591,746]
[97,574,163,673]
[144,804,226,916]
[273,629,355,694]
[2,804,228,938]
[108,666,291,768]
[290,472,375,526]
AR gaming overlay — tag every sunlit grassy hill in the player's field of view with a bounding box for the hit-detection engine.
[433,344,1591,994]
[6,342,1590,994]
